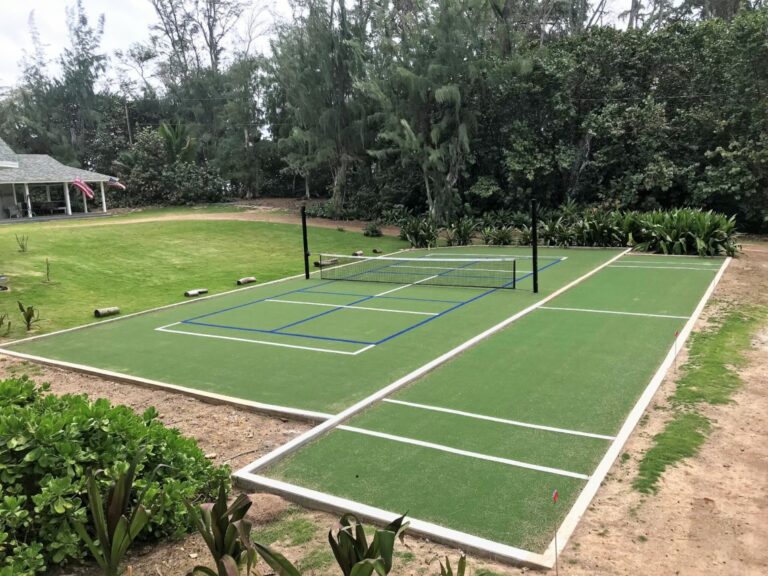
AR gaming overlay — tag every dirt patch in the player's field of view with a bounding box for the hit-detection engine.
[559,243,768,576]
[3,243,766,575]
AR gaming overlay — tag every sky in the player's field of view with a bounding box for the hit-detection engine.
[0,0,630,89]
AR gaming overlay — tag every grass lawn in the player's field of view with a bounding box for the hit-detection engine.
[0,217,407,339]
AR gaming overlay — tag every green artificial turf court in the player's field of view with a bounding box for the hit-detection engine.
[2,246,617,414]
[237,251,727,563]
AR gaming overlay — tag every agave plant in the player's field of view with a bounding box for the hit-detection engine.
[438,555,466,576]
[71,451,156,576]
[490,225,514,246]
[186,482,259,576]
[17,302,39,331]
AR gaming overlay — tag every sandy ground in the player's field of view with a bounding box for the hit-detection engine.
[1,238,765,575]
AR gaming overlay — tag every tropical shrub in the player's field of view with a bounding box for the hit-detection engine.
[253,513,408,576]
[363,221,383,237]
[0,377,229,574]
[186,482,259,576]
[489,225,514,246]
[400,216,439,248]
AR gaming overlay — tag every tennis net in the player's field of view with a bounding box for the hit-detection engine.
[317,254,518,289]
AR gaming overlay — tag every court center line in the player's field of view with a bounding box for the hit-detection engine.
[156,324,367,355]
[265,299,438,316]
[609,265,718,271]
[539,306,689,320]
[383,399,615,440]
[337,425,590,480]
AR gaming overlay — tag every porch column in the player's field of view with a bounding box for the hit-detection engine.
[45,185,51,202]
[11,183,17,204]
[63,182,72,215]
[100,181,107,213]
[82,188,89,213]
[23,183,32,218]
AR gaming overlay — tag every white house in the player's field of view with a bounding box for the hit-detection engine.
[0,136,115,220]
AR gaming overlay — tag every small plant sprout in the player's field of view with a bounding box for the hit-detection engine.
[18,302,39,331]
[15,234,29,253]
[0,313,10,336]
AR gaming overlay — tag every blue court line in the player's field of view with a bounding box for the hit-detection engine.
[297,289,465,305]
[178,257,564,350]
[372,257,564,345]
[269,258,414,333]
[183,280,338,323]
[179,320,376,346]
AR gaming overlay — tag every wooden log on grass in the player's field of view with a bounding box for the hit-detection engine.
[352,250,364,256]
[314,258,339,268]
[237,276,257,285]
[185,288,209,297]
[94,307,120,318]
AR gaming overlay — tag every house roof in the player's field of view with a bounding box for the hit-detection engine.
[0,136,113,184]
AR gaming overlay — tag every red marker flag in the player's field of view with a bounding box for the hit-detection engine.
[675,330,679,338]
[552,489,559,504]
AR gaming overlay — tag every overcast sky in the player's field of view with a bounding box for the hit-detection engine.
[0,0,630,89]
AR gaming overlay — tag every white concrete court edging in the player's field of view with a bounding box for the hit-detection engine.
[238,473,552,568]
[539,255,732,567]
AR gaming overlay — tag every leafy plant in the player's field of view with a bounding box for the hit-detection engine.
[490,225,514,246]
[186,482,259,576]
[0,313,10,336]
[327,513,408,576]
[448,216,477,246]
[0,377,229,573]
[71,451,156,576]
[17,301,39,331]
[363,221,383,237]
[400,216,439,248]
[254,513,409,576]
[15,235,29,253]
[438,555,466,576]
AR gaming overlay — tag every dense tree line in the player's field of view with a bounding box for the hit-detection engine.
[0,0,766,230]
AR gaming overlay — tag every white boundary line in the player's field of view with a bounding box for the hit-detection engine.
[608,265,718,271]
[539,306,689,320]
[540,256,732,567]
[265,299,437,316]
[338,425,590,480]
[383,399,614,440]
[155,323,372,356]
[233,249,631,563]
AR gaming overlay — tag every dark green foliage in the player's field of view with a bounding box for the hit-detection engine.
[363,222,383,238]
[1,3,767,229]
[399,216,440,249]
[71,451,155,576]
[113,128,228,207]
[186,482,258,576]
[253,513,408,576]
[0,377,229,574]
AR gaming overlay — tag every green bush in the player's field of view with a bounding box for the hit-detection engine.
[363,221,383,237]
[0,377,229,574]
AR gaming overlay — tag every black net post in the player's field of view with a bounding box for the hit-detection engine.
[531,200,539,293]
[513,259,517,289]
[301,205,310,279]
